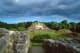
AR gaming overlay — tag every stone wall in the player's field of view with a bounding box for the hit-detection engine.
[0,28,14,53]
[0,28,30,53]
[13,31,30,53]
[43,38,80,53]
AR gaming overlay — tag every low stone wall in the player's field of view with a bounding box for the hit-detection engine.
[43,38,80,53]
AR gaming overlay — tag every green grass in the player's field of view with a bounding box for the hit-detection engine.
[30,29,73,46]
[31,42,43,46]
[30,31,68,39]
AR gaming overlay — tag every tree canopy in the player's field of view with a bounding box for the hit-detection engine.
[0,20,80,32]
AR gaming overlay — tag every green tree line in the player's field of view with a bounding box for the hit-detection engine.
[0,21,32,31]
[0,20,80,32]
[44,20,80,32]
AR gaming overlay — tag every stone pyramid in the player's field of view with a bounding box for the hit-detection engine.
[28,22,51,32]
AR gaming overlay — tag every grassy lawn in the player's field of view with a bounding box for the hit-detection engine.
[30,30,69,46]
[31,42,43,46]
[29,29,79,46]
[30,30,69,39]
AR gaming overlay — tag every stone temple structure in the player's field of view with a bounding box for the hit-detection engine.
[28,22,51,32]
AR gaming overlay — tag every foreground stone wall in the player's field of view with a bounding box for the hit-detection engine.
[0,28,30,53]
[13,31,30,53]
[0,28,14,53]
[43,38,80,53]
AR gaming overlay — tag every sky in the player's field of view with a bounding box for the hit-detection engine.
[0,0,80,23]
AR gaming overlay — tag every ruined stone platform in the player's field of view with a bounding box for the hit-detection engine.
[0,28,30,53]
[43,38,80,53]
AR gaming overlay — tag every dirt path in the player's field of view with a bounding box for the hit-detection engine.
[30,46,45,53]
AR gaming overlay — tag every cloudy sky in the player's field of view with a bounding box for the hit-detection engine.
[0,0,80,23]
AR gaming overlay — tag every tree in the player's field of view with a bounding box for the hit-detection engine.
[76,22,80,32]
[25,22,32,29]
[60,20,69,29]
[69,22,77,32]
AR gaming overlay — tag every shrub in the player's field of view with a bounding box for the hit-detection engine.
[31,34,51,43]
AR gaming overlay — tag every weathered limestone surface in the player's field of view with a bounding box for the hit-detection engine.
[14,31,30,53]
[0,28,13,53]
[0,28,30,53]
[28,22,51,32]
[43,38,80,53]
